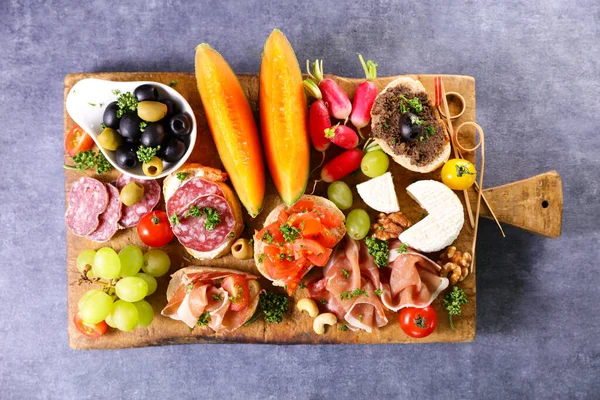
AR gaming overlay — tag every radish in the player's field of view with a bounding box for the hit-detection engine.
[321,148,364,182]
[307,60,352,121]
[350,54,378,131]
[303,78,332,152]
[324,123,359,149]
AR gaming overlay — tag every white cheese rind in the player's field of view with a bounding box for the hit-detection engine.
[356,172,400,213]
[399,180,464,252]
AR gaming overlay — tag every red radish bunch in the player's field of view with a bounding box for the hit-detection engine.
[321,149,364,182]
[350,54,378,130]
[303,78,332,152]
[307,60,352,121]
[324,124,359,149]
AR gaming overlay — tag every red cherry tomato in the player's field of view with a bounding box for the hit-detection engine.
[398,305,438,338]
[74,313,108,338]
[137,211,174,247]
[65,125,95,157]
[221,275,249,311]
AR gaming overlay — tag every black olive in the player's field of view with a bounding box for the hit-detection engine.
[115,144,138,169]
[134,84,159,102]
[140,123,165,148]
[160,98,176,116]
[169,114,192,136]
[103,101,121,129]
[399,112,423,142]
[161,136,186,163]
[119,114,143,142]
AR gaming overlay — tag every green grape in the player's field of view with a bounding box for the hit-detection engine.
[110,300,139,331]
[142,249,171,277]
[93,247,121,279]
[327,181,353,210]
[115,277,148,302]
[118,245,143,277]
[105,312,117,328]
[77,289,101,310]
[346,209,371,240]
[136,273,157,296]
[134,300,154,327]
[79,290,113,324]
[76,250,96,273]
[360,150,389,178]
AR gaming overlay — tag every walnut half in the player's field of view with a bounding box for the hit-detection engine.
[438,246,472,285]
[372,212,412,241]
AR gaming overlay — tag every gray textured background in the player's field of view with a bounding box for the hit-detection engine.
[1,0,598,399]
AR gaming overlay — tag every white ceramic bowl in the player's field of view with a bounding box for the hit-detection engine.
[65,78,196,180]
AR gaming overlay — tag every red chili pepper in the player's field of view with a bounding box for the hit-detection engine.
[320,148,363,182]
[304,79,332,152]
[324,123,359,149]
[350,54,378,130]
[308,60,352,121]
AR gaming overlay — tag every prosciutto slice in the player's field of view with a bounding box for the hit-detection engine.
[161,267,260,332]
[380,241,449,311]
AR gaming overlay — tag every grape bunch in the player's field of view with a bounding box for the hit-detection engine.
[75,245,171,335]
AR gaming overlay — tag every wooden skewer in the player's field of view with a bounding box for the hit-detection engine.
[438,79,475,229]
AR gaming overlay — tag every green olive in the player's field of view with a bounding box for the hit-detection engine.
[119,181,145,206]
[97,127,122,151]
[142,156,163,177]
[137,101,168,122]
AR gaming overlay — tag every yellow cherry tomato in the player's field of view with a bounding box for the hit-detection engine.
[441,159,477,190]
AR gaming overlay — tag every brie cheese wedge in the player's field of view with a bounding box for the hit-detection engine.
[399,180,464,252]
[356,172,400,213]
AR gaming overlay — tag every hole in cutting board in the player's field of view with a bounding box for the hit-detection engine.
[541,200,549,208]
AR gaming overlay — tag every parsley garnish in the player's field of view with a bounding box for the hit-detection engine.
[176,172,189,181]
[169,212,180,225]
[139,121,147,132]
[339,324,348,331]
[248,238,254,245]
[365,236,389,268]
[382,121,389,129]
[212,294,223,301]
[185,206,221,231]
[197,313,211,326]
[399,95,423,113]
[279,223,301,243]
[112,89,121,95]
[257,253,265,263]
[425,125,435,136]
[298,282,306,289]
[65,150,113,175]
[261,230,274,244]
[409,114,426,125]
[244,291,289,326]
[136,145,160,163]
[396,243,408,254]
[342,269,350,279]
[88,102,96,107]
[442,286,468,329]
[358,314,364,322]
[320,299,327,304]
[456,164,475,177]
[100,122,107,130]
[375,289,383,296]
[340,288,367,300]
[169,80,179,87]
[116,92,138,117]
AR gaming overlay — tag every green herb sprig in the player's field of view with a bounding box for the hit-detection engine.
[442,286,468,329]
[244,290,289,326]
[136,145,160,163]
[365,236,389,268]
[116,92,138,118]
[64,150,113,175]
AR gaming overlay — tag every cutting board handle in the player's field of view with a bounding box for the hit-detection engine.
[480,170,563,238]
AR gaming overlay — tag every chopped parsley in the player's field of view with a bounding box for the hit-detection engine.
[112,89,121,95]
[340,288,367,300]
[375,288,383,296]
[212,294,223,301]
[139,121,148,132]
[442,286,468,329]
[169,80,179,87]
[100,122,107,130]
[169,212,180,225]
[65,150,113,175]
[396,243,408,254]
[185,206,221,231]
[320,299,327,304]
[298,282,306,289]
[409,114,426,125]
[88,102,97,107]
[248,238,254,245]
[342,269,350,279]
[425,125,435,136]
[176,172,189,181]
[136,145,160,163]
[186,284,194,292]
[358,314,364,322]
[244,291,289,326]
[279,223,301,243]
[116,91,138,117]
[261,230,274,244]
[338,324,348,332]
[399,95,423,114]
[382,121,389,129]
[365,236,389,268]
[197,313,211,326]
[257,253,265,263]
[456,164,475,177]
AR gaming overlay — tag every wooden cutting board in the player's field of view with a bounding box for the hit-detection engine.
[64,72,562,349]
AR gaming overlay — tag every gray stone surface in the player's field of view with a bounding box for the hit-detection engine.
[0,0,598,399]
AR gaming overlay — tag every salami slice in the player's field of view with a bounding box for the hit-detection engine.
[115,175,161,228]
[171,194,235,252]
[166,177,225,216]
[86,183,122,242]
[65,177,109,237]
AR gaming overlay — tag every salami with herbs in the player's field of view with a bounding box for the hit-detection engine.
[86,183,122,242]
[171,194,235,252]
[65,177,109,237]
[166,177,225,216]
[116,175,161,228]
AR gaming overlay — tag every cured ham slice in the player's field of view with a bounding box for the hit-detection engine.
[380,240,449,311]
[161,267,260,332]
